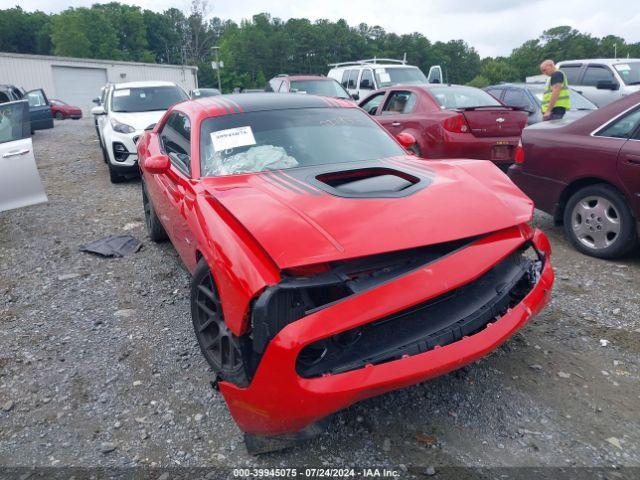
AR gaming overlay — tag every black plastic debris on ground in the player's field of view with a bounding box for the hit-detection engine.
[80,235,143,258]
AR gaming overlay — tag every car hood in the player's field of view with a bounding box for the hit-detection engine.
[200,158,534,269]
[109,111,165,131]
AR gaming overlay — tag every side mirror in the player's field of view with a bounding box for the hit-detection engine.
[596,80,619,91]
[143,154,171,175]
[396,132,417,150]
[351,93,360,101]
[91,106,106,116]
[92,97,101,104]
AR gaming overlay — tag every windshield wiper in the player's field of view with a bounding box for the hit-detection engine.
[625,81,640,86]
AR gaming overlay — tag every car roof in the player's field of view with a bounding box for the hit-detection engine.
[114,81,177,89]
[286,75,333,81]
[330,64,419,70]
[179,92,356,117]
[557,59,640,65]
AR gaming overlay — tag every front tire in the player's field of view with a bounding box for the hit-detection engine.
[191,259,250,387]
[108,163,125,183]
[142,181,168,242]
[55,111,64,120]
[563,184,637,259]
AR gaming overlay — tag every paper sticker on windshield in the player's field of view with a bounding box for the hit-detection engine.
[615,64,631,72]
[379,73,391,83]
[113,89,130,97]
[211,126,256,152]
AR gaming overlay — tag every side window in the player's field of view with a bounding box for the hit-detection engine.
[0,91,10,103]
[360,92,385,115]
[596,108,640,139]
[360,69,375,90]
[27,90,47,107]
[160,111,191,174]
[381,91,417,115]
[582,66,616,87]
[485,87,504,100]
[347,70,359,89]
[12,88,23,100]
[503,89,531,109]
[560,65,582,85]
[268,79,282,92]
[341,70,350,88]
[0,100,30,144]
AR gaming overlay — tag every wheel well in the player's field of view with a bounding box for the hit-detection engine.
[556,178,613,223]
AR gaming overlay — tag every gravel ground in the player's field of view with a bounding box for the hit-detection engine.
[1,118,639,476]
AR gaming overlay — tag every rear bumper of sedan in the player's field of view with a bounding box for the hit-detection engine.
[431,133,521,167]
[219,226,554,436]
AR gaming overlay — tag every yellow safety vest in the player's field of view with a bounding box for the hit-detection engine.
[542,70,571,113]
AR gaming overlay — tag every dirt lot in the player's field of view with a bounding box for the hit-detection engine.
[1,118,639,477]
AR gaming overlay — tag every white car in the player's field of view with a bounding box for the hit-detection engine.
[327,58,443,101]
[91,81,189,183]
[557,59,640,107]
[0,100,47,212]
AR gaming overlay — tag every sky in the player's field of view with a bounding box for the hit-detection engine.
[9,0,640,57]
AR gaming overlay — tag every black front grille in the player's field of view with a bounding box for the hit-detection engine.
[296,244,542,378]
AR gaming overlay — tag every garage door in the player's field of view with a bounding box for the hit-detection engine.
[52,66,108,114]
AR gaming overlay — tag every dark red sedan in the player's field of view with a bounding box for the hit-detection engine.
[509,92,640,258]
[359,85,528,168]
[138,93,553,452]
[50,99,82,120]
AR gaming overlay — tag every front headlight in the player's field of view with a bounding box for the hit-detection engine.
[110,118,136,134]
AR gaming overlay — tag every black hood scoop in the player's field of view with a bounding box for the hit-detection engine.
[310,166,431,198]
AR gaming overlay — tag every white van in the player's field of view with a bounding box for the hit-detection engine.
[327,58,443,100]
[557,59,640,107]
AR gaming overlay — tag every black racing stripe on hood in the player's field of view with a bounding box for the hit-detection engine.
[271,170,322,195]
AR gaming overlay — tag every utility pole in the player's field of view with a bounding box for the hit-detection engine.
[614,43,617,59]
[212,46,222,92]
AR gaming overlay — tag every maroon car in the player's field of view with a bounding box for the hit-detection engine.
[267,75,352,100]
[359,84,528,167]
[509,92,640,258]
[50,99,82,120]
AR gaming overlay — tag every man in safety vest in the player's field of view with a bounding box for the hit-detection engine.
[540,59,571,120]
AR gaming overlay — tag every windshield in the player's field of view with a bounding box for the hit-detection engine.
[373,67,428,87]
[530,86,597,110]
[614,62,640,85]
[200,108,404,177]
[428,86,502,109]
[289,80,350,99]
[111,86,188,113]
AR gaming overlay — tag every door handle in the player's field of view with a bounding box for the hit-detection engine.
[2,149,30,158]
[391,122,402,127]
[626,155,640,165]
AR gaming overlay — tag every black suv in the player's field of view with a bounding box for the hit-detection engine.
[0,85,54,132]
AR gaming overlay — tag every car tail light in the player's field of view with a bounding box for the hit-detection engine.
[442,114,470,133]
[514,140,525,164]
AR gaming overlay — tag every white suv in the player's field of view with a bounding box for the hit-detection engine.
[91,81,189,183]
[557,59,640,107]
[327,58,442,100]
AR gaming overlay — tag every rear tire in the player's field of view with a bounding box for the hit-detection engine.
[142,181,169,242]
[191,259,251,387]
[563,184,637,259]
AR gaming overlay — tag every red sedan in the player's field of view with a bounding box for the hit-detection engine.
[50,99,82,120]
[359,85,528,168]
[138,93,553,452]
[509,92,640,258]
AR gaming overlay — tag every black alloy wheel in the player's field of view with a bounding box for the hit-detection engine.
[191,259,250,387]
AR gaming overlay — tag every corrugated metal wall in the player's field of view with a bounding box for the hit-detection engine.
[0,52,198,104]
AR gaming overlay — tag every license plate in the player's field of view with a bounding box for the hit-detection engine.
[492,144,513,161]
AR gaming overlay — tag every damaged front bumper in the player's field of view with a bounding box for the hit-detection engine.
[219,225,554,436]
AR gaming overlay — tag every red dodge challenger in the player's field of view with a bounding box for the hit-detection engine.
[137,93,554,453]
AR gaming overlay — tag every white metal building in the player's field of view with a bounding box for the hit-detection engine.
[0,52,198,113]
